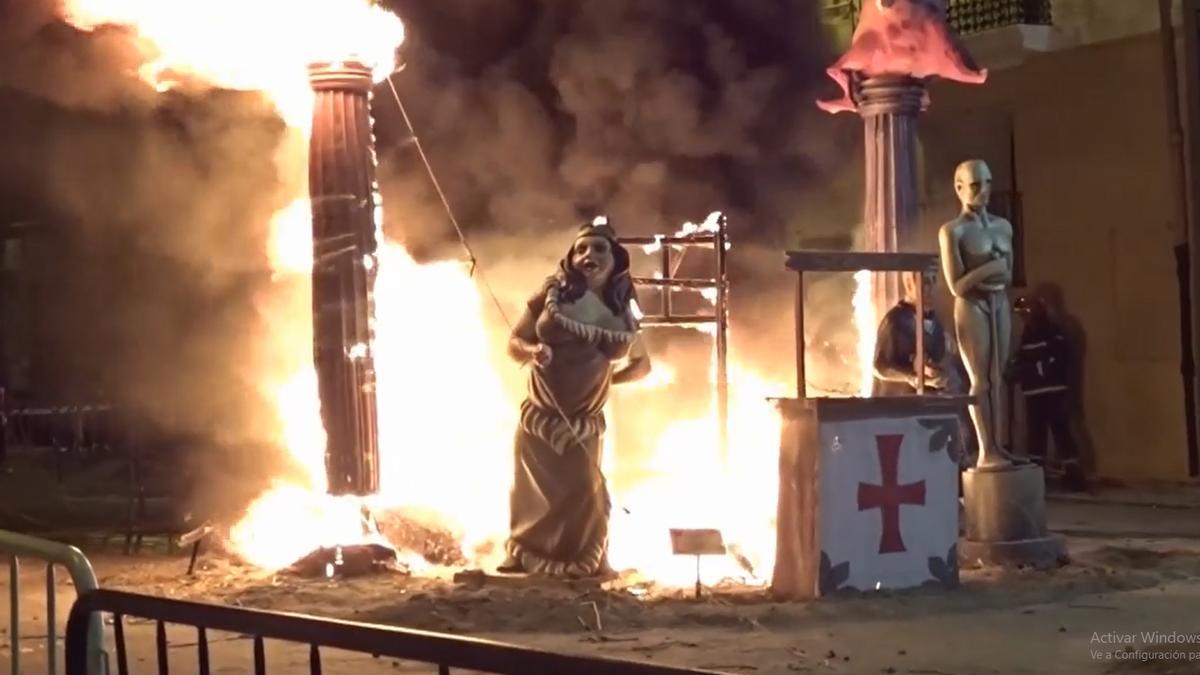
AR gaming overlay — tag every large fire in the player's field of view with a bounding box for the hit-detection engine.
[852,270,877,397]
[59,0,875,588]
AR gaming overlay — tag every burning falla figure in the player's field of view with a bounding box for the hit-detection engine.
[499,219,652,578]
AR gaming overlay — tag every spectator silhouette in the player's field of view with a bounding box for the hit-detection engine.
[1031,282,1095,475]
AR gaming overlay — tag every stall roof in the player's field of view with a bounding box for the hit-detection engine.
[784,250,938,273]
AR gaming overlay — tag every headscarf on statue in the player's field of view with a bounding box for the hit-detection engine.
[817,0,987,114]
[541,218,639,346]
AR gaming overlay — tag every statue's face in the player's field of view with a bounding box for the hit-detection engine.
[572,235,614,288]
[954,160,992,211]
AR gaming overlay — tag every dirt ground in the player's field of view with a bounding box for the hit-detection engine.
[3,495,1200,674]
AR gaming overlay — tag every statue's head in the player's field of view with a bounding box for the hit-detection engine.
[557,216,635,315]
[902,268,937,304]
[953,159,992,212]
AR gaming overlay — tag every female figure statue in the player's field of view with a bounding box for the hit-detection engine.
[938,160,1022,468]
[498,219,652,577]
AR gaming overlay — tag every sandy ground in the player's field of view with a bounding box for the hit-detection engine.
[3,496,1200,674]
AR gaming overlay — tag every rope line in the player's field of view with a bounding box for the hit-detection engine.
[381,73,615,515]
[384,74,512,329]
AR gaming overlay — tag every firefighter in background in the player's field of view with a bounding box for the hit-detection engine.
[1006,295,1087,491]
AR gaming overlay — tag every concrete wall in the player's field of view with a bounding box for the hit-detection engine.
[1049,0,1168,46]
[918,33,1189,480]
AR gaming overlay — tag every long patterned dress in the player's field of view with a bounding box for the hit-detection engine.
[504,279,637,577]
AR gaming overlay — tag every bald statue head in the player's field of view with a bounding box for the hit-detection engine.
[954,159,992,213]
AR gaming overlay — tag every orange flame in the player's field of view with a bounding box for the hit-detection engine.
[63,0,404,128]
[852,270,876,397]
[59,2,797,587]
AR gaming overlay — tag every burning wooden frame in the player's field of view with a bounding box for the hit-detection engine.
[618,215,731,461]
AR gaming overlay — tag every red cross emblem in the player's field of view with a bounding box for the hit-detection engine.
[857,434,926,554]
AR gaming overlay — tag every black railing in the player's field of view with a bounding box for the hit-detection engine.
[948,0,1053,36]
[821,0,1053,43]
[66,589,726,675]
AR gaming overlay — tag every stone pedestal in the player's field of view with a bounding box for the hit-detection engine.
[959,464,1067,567]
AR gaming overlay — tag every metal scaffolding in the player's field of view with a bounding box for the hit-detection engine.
[618,214,731,461]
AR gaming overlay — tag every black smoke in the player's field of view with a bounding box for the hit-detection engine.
[0,0,296,511]
[376,0,856,251]
[374,0,864,397]
[0,0,865,519]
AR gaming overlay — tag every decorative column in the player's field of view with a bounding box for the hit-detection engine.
[857,74,927,311]
[307,61,382,496]
[818,0,987,313]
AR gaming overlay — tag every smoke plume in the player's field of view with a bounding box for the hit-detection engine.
[0,0,868,519]
[375,0,866,398]
[0,0,295,510]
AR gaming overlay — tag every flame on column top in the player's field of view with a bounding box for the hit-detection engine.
[817,0,986,114]
[61,0,405,128]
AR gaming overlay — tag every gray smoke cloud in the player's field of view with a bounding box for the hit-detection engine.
[378,0,854,249]
[375,0,867,403]
[0,0,297,512]
[0,0,868,522]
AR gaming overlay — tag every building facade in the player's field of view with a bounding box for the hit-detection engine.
[824,0,1198,481]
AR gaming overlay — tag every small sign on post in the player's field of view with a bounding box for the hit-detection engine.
[669,528,726,599]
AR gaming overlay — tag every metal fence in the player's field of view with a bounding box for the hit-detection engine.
[821,0,1054,40]
[67,589,725,675]
[947,0,1053,35]
[1,530,107,675]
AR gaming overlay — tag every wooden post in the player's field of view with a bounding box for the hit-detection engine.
[660,243,673,318]
[795,272,807,399]
[715,216,730,464]
[914,270,925,395]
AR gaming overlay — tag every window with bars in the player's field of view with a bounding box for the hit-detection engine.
[947,0,1053,35]
[821,0,1053,38]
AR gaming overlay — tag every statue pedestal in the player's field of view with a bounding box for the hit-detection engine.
[959,464,1067,568]
[771,397,967,600]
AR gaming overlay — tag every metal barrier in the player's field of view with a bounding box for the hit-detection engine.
[66,589,725,675]
[946,0,1053,35]
[1,530,107,675]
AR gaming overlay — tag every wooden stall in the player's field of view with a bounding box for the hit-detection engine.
[772,251,969,599]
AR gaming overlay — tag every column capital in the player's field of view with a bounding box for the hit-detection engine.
[854,74,928,117]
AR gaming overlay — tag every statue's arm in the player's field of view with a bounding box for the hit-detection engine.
[508,293,543,364]
[997,218,1016,285]
[938,223,1005,297]
[613,334,652,384]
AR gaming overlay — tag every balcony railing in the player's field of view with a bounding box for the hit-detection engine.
[821,1,1053,45]
[947,0,1053,36]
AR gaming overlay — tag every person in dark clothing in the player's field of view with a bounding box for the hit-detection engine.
[873,269,953,396]
[1006,295,1086,491]
[0,387,6,467]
